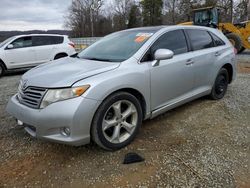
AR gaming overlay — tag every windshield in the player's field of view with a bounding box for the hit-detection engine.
[0,36,15,48]
[78,30,156,62]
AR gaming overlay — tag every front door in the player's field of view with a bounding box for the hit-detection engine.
[146,30,195,110]
[4,36,37,69]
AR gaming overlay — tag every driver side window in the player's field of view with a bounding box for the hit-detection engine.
[11,37,32,49]
[141,30,188,62]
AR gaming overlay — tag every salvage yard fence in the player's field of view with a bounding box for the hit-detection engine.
[70,37,102,52]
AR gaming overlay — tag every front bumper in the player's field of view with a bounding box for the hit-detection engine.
[6,94,100,146]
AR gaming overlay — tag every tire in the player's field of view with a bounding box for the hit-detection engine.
[0,62,6,78]
[226,33,242,53]
[238,47,245,54]
[210,68,229,100]
[91,92,143,151]
[54,53,68,60]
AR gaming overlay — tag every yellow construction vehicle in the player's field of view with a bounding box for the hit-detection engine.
[181,6,250,53]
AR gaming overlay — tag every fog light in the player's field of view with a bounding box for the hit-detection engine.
[61,127,71,137]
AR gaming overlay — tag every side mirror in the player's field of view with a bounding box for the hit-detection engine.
[152,49,174,66]
[7,44,14,49]
[155,49,174,61]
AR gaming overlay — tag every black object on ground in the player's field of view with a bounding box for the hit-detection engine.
[123,152,145,164]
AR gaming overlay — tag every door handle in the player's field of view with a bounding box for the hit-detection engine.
[215,52,221,57]
[186,59,194,66]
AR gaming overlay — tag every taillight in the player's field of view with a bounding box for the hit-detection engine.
[234,48,237,54]
[68,42,75,48]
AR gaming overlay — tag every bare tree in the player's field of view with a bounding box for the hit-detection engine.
[234,0,249,21]
[110,0,136,30]
[65,0,104,37]
[65,0,247,37]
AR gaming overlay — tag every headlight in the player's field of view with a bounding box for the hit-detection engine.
[248,36,250,43]
[40,85,90,109]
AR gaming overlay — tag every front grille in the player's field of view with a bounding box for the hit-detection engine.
[17,81,47,109]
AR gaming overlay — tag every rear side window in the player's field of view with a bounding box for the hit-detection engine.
[186,29,214,51]
[11,37,32,49]
[151,30,188,55]
[209,32,225,46]
[32,36,64,46]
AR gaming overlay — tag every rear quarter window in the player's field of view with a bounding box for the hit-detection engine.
[209,32,225,46]
[50,36,64,44]
[186,29,214,51]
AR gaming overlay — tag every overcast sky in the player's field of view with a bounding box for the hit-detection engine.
[0,0,72,31]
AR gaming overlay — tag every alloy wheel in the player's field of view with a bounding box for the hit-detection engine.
[102,100,138,144]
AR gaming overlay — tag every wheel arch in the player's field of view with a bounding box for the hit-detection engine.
[54,52,68,60]
[221,63,233,83]
[96,88,147,120]
[0,58,7,70]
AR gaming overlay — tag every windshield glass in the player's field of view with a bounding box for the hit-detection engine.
[78,30,156,62]
[0,36,15,48]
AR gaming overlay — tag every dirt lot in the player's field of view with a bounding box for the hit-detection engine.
[0,53,249,188]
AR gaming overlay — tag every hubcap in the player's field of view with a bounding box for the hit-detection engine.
[102,100,138,144]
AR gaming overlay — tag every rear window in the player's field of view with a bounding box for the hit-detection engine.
[32,36,64,46]
[209,32,225,46]
[186,29,214,51]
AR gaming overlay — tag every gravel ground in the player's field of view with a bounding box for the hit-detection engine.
[0,55,249,188]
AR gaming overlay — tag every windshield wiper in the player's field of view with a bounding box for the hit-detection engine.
[70,53,79,58]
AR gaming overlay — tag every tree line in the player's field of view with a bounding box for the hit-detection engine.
[65,0,250,38]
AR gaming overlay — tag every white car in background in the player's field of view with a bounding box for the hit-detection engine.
[0,34,76,77]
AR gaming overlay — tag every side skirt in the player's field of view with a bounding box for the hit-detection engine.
[150,88,211,119]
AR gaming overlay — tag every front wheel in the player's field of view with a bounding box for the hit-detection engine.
[210,68,229,100]
[91,92,143,150]
[0,62,5,78]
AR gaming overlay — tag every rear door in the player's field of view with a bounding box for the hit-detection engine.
[32,36,53,63]
[4,36,37,68]
[32,36,63,63]
[147,30,195,110]
[185,29,217,90]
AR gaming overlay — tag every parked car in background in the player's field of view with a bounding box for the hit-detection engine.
[6,26,236,150]
[0,34,76,77]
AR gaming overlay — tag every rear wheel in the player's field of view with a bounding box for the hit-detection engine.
[0,62,6,78]
[91,92,142,150]
[210,68,229,100]
[226,33,242,53]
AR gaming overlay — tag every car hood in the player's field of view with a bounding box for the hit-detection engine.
[22,57,120,88]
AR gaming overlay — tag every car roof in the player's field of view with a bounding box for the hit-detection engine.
[12,34,67,38]
[125,25,218,33]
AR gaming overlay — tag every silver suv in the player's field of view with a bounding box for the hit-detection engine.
[6,26,236,150]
